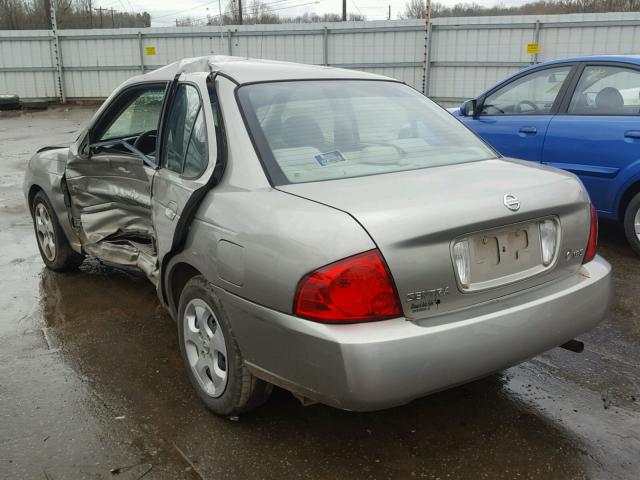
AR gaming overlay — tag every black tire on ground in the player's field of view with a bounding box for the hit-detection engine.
[177,276,272,417]
[21,99,49,110]
[0,94,21,111]
[623,192,640,256]
[31,191,84,271]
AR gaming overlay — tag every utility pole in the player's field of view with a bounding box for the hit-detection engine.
[218,0,223,25]
[44,0,52,29]
[95,7,106,28]
[388,4,391,20]
[111,8,115,28]
[88,0,93,28]
[422,0,432,96]
[238,0,243,24]
[342,0,346,21]
[51,6,66,103]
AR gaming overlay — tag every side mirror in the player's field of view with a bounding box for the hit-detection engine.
[460,99,478,117]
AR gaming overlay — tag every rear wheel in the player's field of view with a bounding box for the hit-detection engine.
[177,276,272,417]
[31,191,84,271]
[623,192,640,256]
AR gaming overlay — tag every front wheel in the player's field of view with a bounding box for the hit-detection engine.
[177,276,272,417]
[623,192,640,256]
[31,191,84,271]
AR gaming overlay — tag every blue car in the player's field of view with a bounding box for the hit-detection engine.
[453,55,640,254]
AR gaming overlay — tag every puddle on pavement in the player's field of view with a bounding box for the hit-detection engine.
[16,259,593,479]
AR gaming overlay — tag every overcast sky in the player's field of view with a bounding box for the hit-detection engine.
[93,0,530,27]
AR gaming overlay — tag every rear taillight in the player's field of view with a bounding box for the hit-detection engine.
[583,205,598,264]
[293,249,403,323]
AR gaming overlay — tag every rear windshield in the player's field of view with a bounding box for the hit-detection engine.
[237,80,497,185]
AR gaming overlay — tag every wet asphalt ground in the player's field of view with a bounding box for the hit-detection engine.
[0,106,639,480]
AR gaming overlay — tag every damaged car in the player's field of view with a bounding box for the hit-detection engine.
[24,56,612,416]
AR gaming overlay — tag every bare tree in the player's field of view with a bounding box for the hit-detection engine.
[400,0,640,19]
[178,0,366,26]
[0,0,150,29]
[400,0,427,19]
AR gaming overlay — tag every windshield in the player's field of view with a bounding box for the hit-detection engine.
[238,80,497,185]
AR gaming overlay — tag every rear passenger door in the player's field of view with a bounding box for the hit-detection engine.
[542,63,640,216]
[464,65,574,162]
[152,73,222,266]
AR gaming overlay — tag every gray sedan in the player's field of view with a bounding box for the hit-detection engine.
[23,56,611,416]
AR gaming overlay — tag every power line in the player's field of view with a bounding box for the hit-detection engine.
[94,0,121,8]
[184,0,320,24]
[154,1,219,19]
[116,0,129,13]
[351,0,363,17]
[160,0,302,20]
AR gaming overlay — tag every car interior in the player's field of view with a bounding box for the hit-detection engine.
[248,83,494,184]
[93,85,166,159]
[567,65,640,114]
[570,84,640,115]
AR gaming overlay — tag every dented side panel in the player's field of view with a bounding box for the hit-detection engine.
[65,150,157,278]
[23,146,83,253]
[65,152,154,241]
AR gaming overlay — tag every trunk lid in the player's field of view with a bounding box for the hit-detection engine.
[278,158,592,320]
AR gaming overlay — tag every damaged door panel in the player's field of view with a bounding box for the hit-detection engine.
[65,83,167,282]
[152,72,220,266]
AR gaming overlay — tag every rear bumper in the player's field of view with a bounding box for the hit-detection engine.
[218,256,612,411]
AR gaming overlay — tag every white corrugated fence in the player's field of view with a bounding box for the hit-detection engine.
[1,12,639,104]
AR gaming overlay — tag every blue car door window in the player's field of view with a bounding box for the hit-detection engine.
[458,66,571,163]
[568,65,640,115]
[543,65,640,217]
[482,67,571,116]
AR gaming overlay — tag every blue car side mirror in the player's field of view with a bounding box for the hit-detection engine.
[460,99,478,117]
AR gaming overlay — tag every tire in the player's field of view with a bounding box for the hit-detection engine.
[0,94,20,111]
[21,99,48,110]
[623,192,640,256]
[31,191,84,271]
[177,276,272,417]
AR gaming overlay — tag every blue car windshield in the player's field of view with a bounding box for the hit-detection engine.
[237,80,497,185]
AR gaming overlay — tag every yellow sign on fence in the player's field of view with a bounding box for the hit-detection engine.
[526,43,540,55]
[145,46,156,56]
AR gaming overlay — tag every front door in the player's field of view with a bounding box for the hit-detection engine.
[152,72,221,268]
[460,65,573,162]
[65,83,166,276]
[542,63,640,217]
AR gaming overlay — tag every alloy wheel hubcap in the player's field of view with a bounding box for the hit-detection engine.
[183,298,228,398]
[35,203,56,261]
[635,207,640,242]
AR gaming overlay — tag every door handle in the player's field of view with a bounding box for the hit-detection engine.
[624,130,640,140]
[518,126,537,135]
[165,201,177,220]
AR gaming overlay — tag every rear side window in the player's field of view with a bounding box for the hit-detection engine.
[481,66,571,115]
[183,110,208,177]
[161,84,208,176]
[568,65,640,115]
[238,80,496,185]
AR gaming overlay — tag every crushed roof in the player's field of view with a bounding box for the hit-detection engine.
[135,55,392,84]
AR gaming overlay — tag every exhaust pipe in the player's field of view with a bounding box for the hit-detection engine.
[560,339,584,353]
